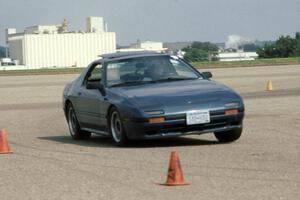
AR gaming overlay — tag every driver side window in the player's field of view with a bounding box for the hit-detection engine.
[87,63,103,83]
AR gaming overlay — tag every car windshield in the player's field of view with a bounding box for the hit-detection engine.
[106,55,201,87]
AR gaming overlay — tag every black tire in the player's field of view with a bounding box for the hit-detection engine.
[214,128,242,143]
[108,108,129,146]
[67,104,91,140]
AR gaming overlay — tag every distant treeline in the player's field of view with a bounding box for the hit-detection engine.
[182,41,263,62]
[182,33,300,62]
[257,32,300,58]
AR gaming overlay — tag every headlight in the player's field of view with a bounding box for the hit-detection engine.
[225,102,240,107]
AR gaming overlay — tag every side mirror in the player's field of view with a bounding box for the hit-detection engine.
[202,71,213,79]
[86,82,106,95]
[86,81,101,90]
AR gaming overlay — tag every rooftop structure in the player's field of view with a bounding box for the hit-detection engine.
[117,41,167,53]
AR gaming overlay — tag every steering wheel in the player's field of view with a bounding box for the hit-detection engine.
[120,73,144,82]
[133,68,144,80]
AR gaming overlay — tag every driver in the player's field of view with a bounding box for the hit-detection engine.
[146,59,167,80]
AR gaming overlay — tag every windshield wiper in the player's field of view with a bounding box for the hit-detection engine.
[155,77,198,82]
[110,77,197,87]
[110,80,155,87]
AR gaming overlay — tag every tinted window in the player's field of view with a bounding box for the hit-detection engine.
[106,56,199,87]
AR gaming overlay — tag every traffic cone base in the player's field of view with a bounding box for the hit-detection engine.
[160,151,190,186]
[160,182,190,186]
[0,129,13,154]
[0,151,13,154]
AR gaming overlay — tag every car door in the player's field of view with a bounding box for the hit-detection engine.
[75,62,109,133]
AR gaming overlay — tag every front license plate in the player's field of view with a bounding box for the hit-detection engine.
[186,110,210,125]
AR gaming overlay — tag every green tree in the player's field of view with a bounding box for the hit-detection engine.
[190,42,218,52]
[183,48,208,62]
[182,41,218,62]
[294,32,300,56]
[258,34,298,58]
[275,36,295,57]
[242,44,260,52]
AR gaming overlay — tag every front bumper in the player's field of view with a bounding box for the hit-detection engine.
[123,110,244,140]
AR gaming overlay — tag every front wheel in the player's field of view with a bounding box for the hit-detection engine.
[67,104,91,140]
[108,108,129,146]
[214,128,242,143]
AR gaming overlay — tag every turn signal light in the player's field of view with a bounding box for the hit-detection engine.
[225,109,239,115]
[149,117,165,123]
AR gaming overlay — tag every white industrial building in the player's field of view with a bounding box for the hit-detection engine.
[6,17,116,68]
[137,41,164,51]
[217,51,258,61]
[118,41,167,53]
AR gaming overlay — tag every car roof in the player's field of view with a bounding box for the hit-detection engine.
[99,51,169,60]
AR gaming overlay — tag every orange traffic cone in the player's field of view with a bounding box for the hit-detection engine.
[0,129,12,154]
[161,151,190,186]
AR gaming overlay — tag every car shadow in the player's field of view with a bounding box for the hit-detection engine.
[38,134,221,148]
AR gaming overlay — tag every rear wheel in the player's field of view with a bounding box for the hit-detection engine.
[214,128,242,143]
[67,104,91,140]
[108,108,129,146]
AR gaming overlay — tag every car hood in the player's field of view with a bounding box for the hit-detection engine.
[112,79,241,113]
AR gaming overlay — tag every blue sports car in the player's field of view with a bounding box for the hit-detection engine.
[63,51,245,145]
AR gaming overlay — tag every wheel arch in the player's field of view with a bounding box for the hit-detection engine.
[64,99,73,119]
[106,104,117,120]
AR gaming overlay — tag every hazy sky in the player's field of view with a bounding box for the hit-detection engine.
[0,0,299,46]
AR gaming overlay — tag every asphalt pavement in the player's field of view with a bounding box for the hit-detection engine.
[0,65,299,200]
